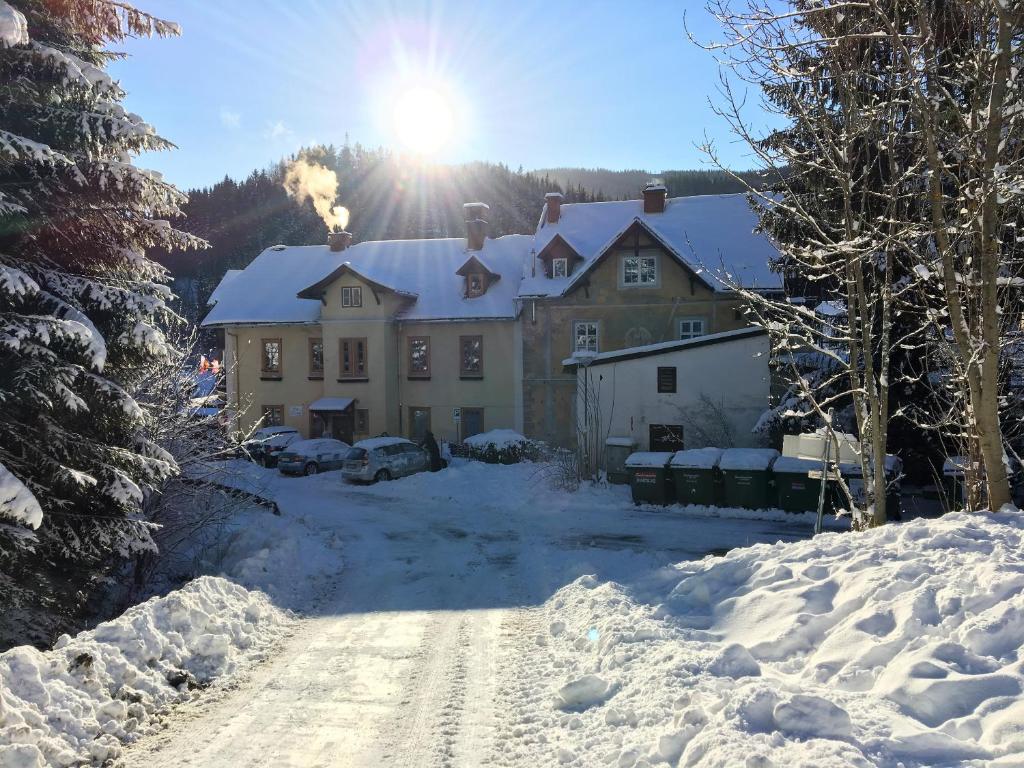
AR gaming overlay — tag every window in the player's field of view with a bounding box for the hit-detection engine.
[339,338,368,379]
[460,407,484,441]
[678,318,706,340]
[552,257,568,278]
[408,336,430,378]
[355,409,369,435]
[657,366,677,394]
[262,404,284,427]
[460,335,483,378]
[622,253,658,286]
[467,273,485,298]
[650,424,684,452]
[573,321,599,353]
[308,338,323,378]
[341,286,363,308]
[409,406,431,442]
[261,338,282,376]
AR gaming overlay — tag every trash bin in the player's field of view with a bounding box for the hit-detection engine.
[670,448,724,506]
[942,456,970,511]
[837,455,904,518]
[625,452,675,505]
[605,437,638,485]
[719,448,780,510]
[772,455,829,514]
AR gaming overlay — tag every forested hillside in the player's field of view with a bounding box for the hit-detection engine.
[532,167,769,200]
[158,144,601,319]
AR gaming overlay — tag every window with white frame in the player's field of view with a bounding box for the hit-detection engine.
[678,318,706,340]
[573,321,599,353]
[622,252,658,286]
[552,257,568,278]
[341,286,362,307]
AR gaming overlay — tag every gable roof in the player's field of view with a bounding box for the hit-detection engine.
[455,253,501,281]
[518,194,782,298]
[201,234,530,327]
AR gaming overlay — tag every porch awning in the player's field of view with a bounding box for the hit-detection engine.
[309,397,354,412]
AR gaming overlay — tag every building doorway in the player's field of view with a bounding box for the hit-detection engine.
[460,408,484,441]
[309,397,355,444]
[408,406,431,443]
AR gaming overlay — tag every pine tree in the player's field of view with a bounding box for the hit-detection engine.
[0,0,200,631]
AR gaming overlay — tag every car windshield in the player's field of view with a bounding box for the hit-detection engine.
[345,448,367,461]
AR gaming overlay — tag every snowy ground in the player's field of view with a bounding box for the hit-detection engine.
[7,460,1018,767]
[103,460,823,768]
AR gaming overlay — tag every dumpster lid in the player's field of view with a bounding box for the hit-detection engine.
[719,448,780,471]
[942,456,973,476]
[839,455,903,476]
[606,436,637,448]
[625,451,674,468]
[670,447,724,469]
[773,456,823,474]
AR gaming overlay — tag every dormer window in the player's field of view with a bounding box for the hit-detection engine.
[467,273,486,298]
[552,258,568,279]
[341,286,363,307]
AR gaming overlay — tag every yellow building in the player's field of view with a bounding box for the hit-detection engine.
[203,204,527,445]
[206,190,781,449]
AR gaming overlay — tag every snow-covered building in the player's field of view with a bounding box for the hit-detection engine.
[203,204,528,444]
[519,186,781,446]
[563,327,771,452]
[205,188,782,447]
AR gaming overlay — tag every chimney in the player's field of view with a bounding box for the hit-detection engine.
[463,202,490,251]
[328,231,353,252]
[642,182,667,214]
[545,192,563,224]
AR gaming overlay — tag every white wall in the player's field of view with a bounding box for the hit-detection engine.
[580,333,771,451]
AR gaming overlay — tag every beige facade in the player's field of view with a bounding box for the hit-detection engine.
[223,270,522,445]
[522,224,749,447]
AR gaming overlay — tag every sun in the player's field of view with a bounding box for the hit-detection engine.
[393,84,456,156]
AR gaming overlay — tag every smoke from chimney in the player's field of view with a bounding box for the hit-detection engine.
[282,159,350,232]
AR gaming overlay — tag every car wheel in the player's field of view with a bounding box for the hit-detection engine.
[304,462,318,476]
[374,469,392,483]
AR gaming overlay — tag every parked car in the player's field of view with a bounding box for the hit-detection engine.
[241,426,300,467]
[342,437,430,483]
[277,438,351,476]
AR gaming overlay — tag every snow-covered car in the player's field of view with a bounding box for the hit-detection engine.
[277,438,352,476]
[242,426,300,467]
[342,437,430,483]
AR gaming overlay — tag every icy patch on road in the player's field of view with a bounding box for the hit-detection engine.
[513,511,1024,767]
[0,577,287,768]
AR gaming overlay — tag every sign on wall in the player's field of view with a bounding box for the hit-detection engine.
[289,405,303,417]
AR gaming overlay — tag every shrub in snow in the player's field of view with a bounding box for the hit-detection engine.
[0,577,286,767]
[462,430,545,465]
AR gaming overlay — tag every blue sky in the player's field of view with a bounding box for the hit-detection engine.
[109,1,770,191]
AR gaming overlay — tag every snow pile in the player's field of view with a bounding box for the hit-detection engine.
[0,1,28,47]
[527,511,1024,767]
[0,577,287,767]
[0,462,42,528]
[464,429,529,449]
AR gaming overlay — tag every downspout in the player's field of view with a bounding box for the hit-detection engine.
[395,321,403,436]
[226,328,241,437]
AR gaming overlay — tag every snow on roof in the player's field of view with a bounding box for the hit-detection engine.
[354,436,414,450]
[562,326,766,368]
[670,448,724,469]
[202,235,531,327]
[308,397,354,412]
[772,456,823,474]
[206,269,242,307]
[815,300,847,317]
[518,194,781,298]
[719,448,780,471]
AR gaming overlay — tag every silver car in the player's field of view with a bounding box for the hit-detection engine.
[342,437,430,483]
[277,438,351,476]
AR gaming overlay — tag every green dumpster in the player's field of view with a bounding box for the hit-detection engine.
[942,456,969,511]
[719,448,780,510]
[626,452,675,505]
[772,456,829,513]
[670,448,724,506]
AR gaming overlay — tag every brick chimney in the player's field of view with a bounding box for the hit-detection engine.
[642,183,667,214]
[463,202,489,251]
[545,192,563,224]
[328,231,353,252]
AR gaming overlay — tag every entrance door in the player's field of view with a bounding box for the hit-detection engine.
[649,424,684,452]
[409,406,431,443]
[460,408,484,441]
[310,410,354,444]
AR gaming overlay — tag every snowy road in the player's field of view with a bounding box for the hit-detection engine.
[118,462,818,768]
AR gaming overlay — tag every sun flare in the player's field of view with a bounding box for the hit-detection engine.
[393,85,456,156]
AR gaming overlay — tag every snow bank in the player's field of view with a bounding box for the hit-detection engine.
[0,1,28,47]
[464,429,528,449]
[0,577,287,767]
[530,511,1024,766]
